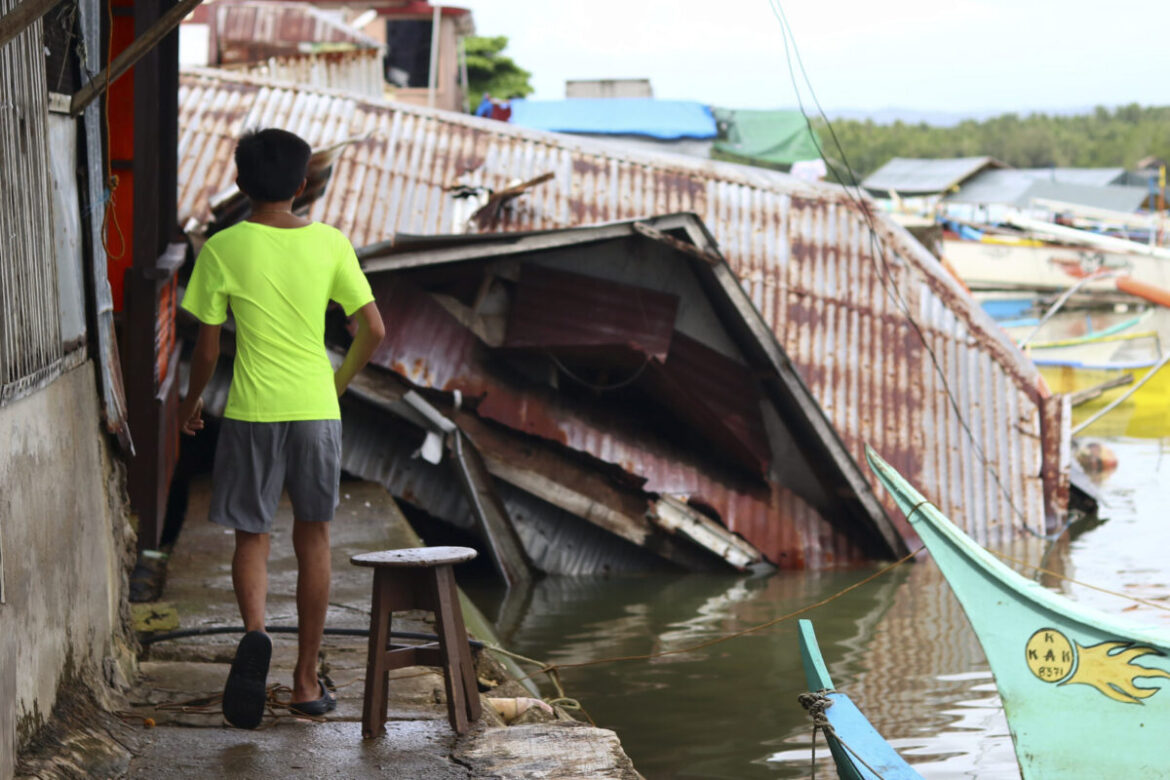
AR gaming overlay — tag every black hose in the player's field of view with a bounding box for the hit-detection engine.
[139,624,485,650]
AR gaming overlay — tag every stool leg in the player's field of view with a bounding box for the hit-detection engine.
[437,565,482,723]
[362,570,393,739]
[431,566,470,734]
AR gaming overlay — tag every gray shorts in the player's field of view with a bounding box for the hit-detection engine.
[209,418,343,534]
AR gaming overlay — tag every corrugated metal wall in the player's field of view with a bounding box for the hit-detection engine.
[228,49,384,100]
[177,70,1066,545]
[0,4,64,401]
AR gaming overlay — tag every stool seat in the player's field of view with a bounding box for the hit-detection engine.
[353,545,481,738]
[351,546,477,568]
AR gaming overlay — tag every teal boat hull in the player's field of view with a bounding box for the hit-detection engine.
[867,446,1170,779]
[798,619,922,780]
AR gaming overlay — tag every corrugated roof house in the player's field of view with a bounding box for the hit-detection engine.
[946,168,1148,213]
[862,157,1004,196]
[177,69,1070,554]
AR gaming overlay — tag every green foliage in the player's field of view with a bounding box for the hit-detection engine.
[464,36,533,102]
[811,104,1170,183]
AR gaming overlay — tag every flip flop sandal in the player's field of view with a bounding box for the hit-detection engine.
[222,631,272,729]
[289,678,337,717]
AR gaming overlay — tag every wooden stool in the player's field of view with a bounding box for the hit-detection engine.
[351,546,482,738]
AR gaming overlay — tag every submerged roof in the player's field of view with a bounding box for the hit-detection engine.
[177,69,1069,545]
[357,214,905,565]
[862,156,1002,195]
[712,108,821,166]
[509,98,717,140]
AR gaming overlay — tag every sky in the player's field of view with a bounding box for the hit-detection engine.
[465,0,1170,118]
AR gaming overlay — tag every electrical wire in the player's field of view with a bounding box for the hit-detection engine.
[765,0,1039,534]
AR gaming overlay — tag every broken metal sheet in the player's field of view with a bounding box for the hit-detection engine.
[650,496,764,571]
[339,397,683,576]
[503,263,678,363]
[358,217,892,568]
[646,330,771,476]
[177,71,1069,542]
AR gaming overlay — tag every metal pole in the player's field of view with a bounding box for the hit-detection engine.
[1018,269,1124,349]
[1071,350,1170,436]
[427,4,441,108]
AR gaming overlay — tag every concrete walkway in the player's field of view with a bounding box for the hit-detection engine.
[123,478,641,779]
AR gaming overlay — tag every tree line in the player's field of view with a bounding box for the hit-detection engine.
[811,104,1170,182]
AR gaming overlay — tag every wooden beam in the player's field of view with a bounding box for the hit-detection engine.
[0,0,57,49]
[69,0,202,116]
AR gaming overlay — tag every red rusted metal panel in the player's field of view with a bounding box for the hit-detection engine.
[359,273,862,567]
[504,264,677,362]
[212,1,380,65]
[368,277,486,393]
[648,331,771,476]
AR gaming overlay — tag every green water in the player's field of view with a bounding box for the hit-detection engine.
[466,437,1169,779]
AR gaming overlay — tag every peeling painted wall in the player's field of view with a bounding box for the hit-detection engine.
[0,365,134,779]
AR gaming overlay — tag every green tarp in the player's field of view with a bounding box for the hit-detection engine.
[712,108,821,168]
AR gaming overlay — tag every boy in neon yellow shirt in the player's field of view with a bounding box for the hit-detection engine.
[178,128,385,728]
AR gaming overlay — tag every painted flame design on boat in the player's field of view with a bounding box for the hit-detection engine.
[1064,641,1170,704]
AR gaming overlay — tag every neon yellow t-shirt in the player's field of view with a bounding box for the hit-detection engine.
[180,221,374,422]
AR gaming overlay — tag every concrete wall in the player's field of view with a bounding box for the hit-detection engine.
[0,363,133,780]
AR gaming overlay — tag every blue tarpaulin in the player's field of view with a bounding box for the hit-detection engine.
[509,98,717,140]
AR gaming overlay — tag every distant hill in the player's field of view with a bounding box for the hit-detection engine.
[796,103,1170,181]
[824,106,1097,128]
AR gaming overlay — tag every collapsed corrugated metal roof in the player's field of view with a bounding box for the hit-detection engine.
[351,214,900,569]
[177,69,1070,549]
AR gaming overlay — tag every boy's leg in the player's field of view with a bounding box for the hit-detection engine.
[232,530,270,632]
[292,518,331,702]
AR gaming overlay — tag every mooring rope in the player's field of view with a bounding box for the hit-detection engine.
[990,548,1170,613]
[798,690,888,780]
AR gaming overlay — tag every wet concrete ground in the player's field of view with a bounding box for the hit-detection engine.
[122,478,641,779]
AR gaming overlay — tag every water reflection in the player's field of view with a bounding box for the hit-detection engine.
[467,437,1168,779]
[471,557,1024,779]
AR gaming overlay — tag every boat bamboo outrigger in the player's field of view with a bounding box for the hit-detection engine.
[797,619,921,780]
[867,446,1170,779]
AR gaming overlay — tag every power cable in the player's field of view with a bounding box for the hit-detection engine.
[765,0,1042,535]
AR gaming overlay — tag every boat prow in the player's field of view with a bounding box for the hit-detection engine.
[797,619,922,780]
[865,445,1170,779]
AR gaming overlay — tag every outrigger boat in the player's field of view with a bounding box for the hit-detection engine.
[867,446,1170,779]
[797,619,921,780]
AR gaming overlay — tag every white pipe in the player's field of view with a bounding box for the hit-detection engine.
[1008,215,1170,260]
[427,4,441,108]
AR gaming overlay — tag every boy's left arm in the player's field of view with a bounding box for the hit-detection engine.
[178,323,221,435]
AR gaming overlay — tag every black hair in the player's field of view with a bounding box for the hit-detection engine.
[234,128,312,202]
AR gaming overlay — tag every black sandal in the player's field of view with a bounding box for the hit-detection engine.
[222,631,272,729]
[289,678,337,717]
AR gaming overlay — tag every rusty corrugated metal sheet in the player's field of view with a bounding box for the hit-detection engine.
[213,1,381,64]
[226,49,384,100]
[365,271,867,568]
[0,2,64,402]
[176,70,1067,545]
[504,264,678,362]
